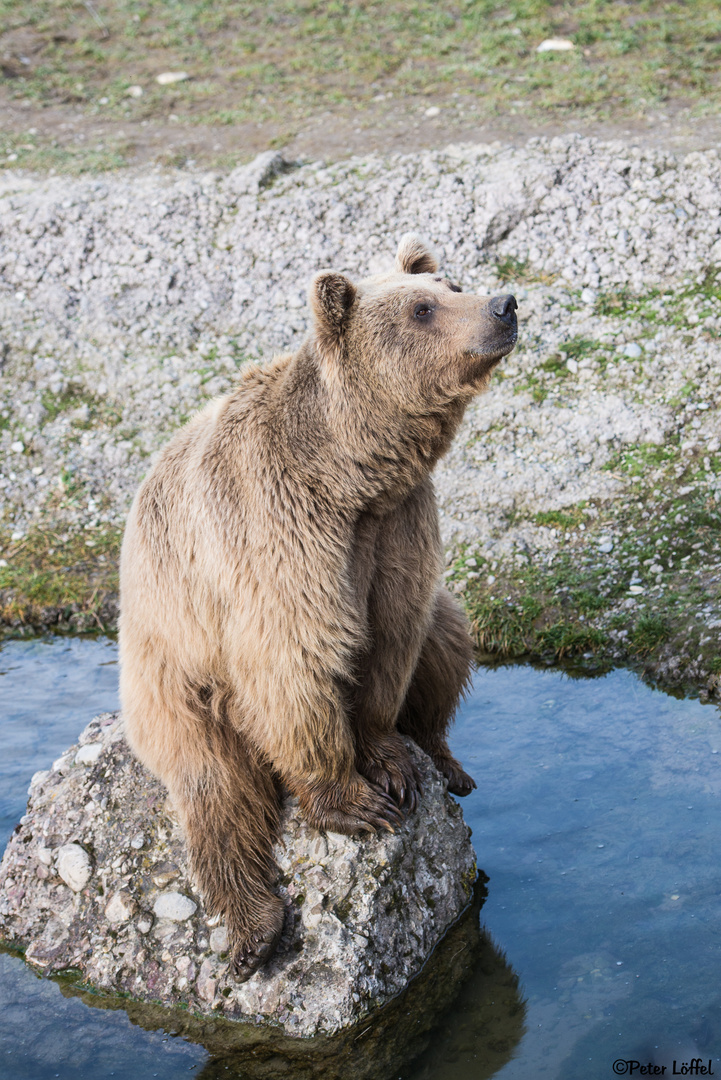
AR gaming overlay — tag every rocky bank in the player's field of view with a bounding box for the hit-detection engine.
[1,134,721,684]
[0,711,476,1044]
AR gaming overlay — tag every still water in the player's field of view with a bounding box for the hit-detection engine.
[1,637,720,1079]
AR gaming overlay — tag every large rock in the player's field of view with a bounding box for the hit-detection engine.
[0,712,477,1044]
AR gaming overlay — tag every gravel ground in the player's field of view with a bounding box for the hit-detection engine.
[1,135,721,689]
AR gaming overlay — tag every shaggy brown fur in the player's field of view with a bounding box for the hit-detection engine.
[119,234,517,979]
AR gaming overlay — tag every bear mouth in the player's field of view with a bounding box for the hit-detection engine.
[468,329,518,364]
[462,330,517,384]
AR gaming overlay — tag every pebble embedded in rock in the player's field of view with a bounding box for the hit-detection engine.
[105,890,137,924]
[151,861,180,887]
[75,742,102,766]
[153,891,198,922]
[56,844,92,892]
[209,926,228,953]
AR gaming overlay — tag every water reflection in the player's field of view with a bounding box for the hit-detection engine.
[40,875,524,1080]
[1,641,721,1078]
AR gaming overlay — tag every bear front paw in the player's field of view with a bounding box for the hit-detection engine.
[298,776,404,836]
[356,733,423,812]
[229,895,285,982]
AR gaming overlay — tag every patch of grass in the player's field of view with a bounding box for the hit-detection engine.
[0,525,121,633]
[471,594,542,657]
[604,441,680,477]
[494,257,529,284]
[534,504,587,530]
[3,0,721,170]
[41,385,121,430]
[537,622,607,658]
[630,614,670,654]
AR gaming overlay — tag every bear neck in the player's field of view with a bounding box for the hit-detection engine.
[281,344,468,513]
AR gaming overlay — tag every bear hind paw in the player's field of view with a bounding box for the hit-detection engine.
[434,754,477,798]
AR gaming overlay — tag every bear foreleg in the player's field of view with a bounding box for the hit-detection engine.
[397,588,477,797]
[171,723,287,981]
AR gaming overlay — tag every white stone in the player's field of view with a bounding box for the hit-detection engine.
[580,288,597,305]
[52,754,74,775]
[153,891,197,921]
[536,37,574,52]
[566,358,578,374]
[28,770,49,793]
[156,71,189,85]
[209,925,228,953]
[624,343,643,358]
[424,106,440,118]
[75,742,102,766]
[10,441,24,454]
[126,85,143,98]
[56,844,92,892]
[105,890,136,924]
[598,538,614,553]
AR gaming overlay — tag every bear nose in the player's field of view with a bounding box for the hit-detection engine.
[490,294,518,326]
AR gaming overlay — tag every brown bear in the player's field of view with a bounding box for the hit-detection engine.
[118,234,517,980]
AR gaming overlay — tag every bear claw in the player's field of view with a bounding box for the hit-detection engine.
[232,923,284,982]
[357,736,423,813]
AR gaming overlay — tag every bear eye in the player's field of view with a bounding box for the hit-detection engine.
[414,303,433,319]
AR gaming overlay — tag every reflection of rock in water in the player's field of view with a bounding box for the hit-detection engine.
[51,876,524,1080]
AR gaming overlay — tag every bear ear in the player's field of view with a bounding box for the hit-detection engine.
[310,271,357,354]
[395,233,439,275]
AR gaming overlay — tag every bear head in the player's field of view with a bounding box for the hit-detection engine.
[309,233,517,412]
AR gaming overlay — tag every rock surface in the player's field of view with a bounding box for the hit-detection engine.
[0,711,476,1039]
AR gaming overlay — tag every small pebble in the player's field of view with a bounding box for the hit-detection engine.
[153,891,197,922]
[56,844,92,892]
[156,71,189,85]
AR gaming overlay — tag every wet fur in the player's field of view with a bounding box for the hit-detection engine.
[119,234,516,979]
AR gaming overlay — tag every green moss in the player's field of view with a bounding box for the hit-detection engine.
[333,897,353,924]
[604,442,681,477]
[0,525,121,633]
